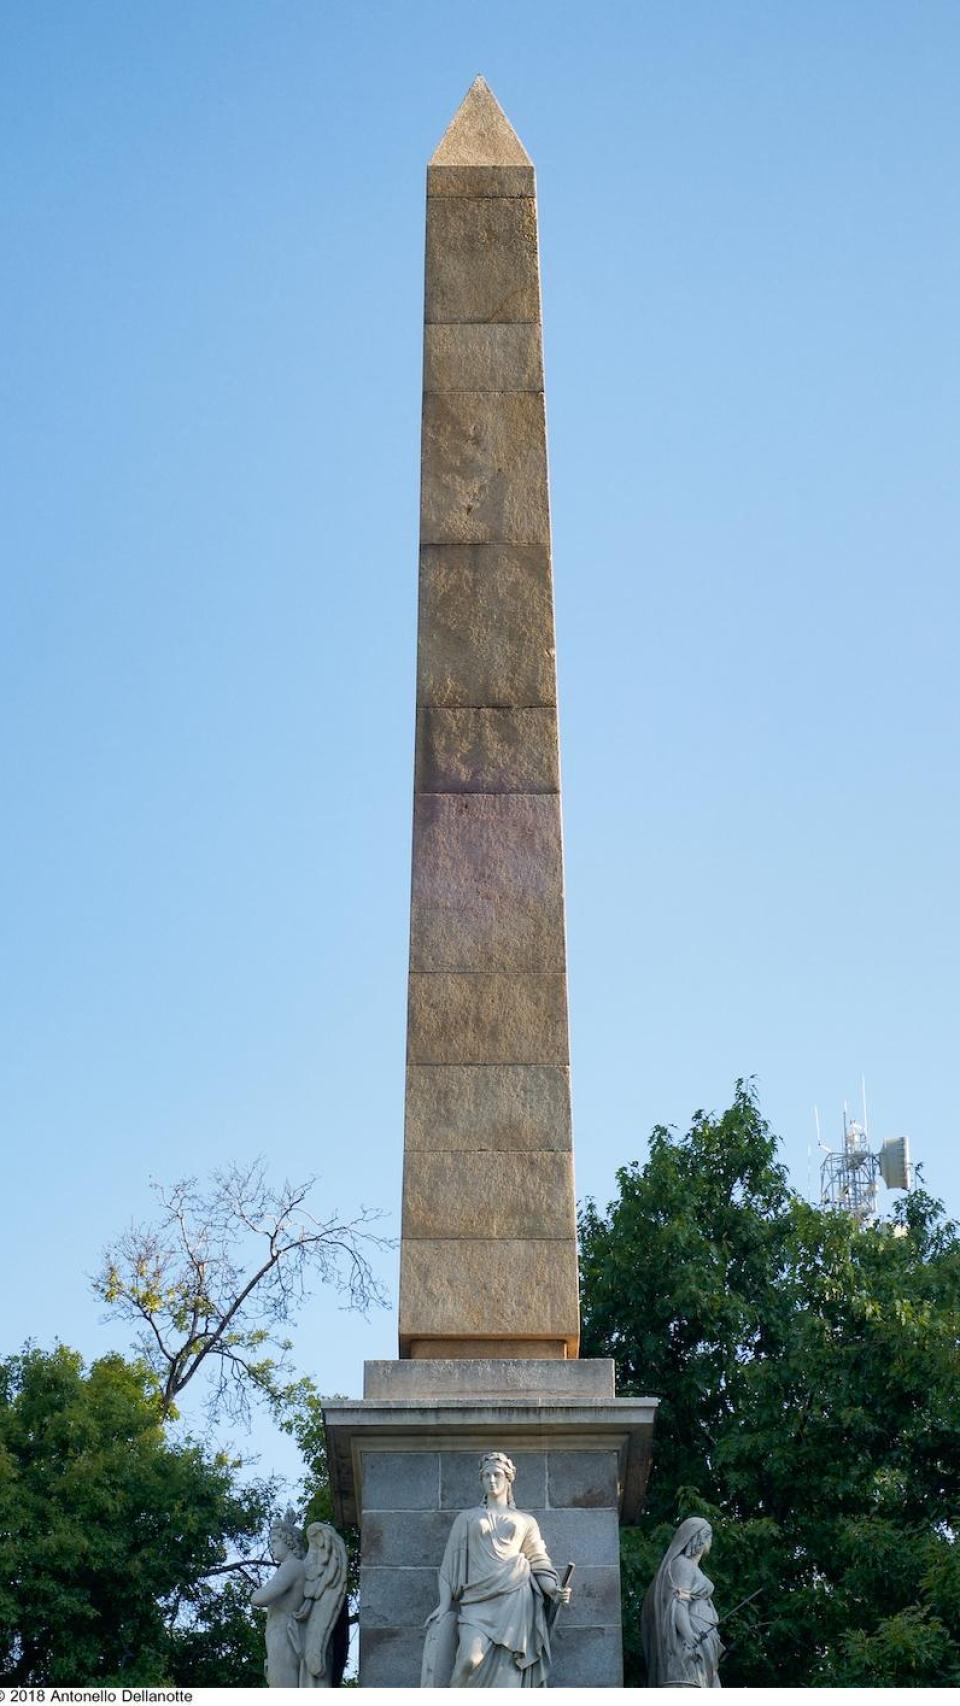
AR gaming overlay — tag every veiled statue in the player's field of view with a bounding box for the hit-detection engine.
[641,1517,723,1688]
[422,1450,572,1688]
[251,1510,348,1688]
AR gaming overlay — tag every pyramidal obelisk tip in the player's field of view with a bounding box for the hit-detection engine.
[429,75,533,167]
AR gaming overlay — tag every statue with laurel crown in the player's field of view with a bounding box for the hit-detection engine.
[421,1450,572,1688]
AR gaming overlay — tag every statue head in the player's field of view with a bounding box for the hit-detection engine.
[269,1507,307,1562]
[479,1450,517,1508]
[679,1519,713,1561]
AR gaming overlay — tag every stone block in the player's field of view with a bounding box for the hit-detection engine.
[406,1336,567,1359]
[363,1358,615,1400]
[417,543,557,709]
[404,1064,571,1153]
[360,1565,439,1630]
[406,972,569,1064]
[550,1625,623,1687]
[402,1149,575,1241]
[548,1448,621,1510]
[425,195,539,324]
[557,1564,622,1629]
[440,1448,546,1511]
[423,322,543,393]
[360,1449,439,1511]
[361,1508,456,1569]
[427,164,535,197]
[409,794,565,974]
[415,707,559,793]
[534,1506,620,1567]
[399,1237,580,1347]
[420,392,548,546]
[359,1625,424,1687]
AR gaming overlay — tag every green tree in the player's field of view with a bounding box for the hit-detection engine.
[281,1381,360,1610]
[579,1083,960,1687]
[0,1345,272,1684]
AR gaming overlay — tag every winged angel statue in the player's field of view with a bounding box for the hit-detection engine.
[296,1521,350,1687]
[252,1511,349,1688]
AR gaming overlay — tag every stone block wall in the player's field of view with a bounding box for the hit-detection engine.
[358,1445,623,1687]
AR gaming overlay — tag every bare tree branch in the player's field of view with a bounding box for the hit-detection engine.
[92,1160,392,1420]
[199,1559,271,1580]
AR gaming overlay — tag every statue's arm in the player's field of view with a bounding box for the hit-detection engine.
[673,1593,696,1647]
[670,1558,699,1650]
[523,1517,569,1604]
[251,1556,299,1607]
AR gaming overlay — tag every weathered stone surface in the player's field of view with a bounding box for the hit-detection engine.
[361,1508,455,1568]
[535,1506,621,1567]
[359,1565,439,1630]
[363,1358,615,1400]
[440,1449,546,1512]
[402,1150,576,1241]
[420,392,548,545]
[359,1625,424,1686]
[410,794,565,973]
[428,163,535,197]
[423,322,543,393]
[548,1448,621,1510]
[417,543,556,708]
[399,1238,580,1346]
[407,972,569,1064]
[361,1449,439,1511]
[554,1565,621,1628]
[404,1064,571,1153]
[426,196,539,325]
[551,1625,623,1687]
[430,77,532,170]
[415,707,558,793]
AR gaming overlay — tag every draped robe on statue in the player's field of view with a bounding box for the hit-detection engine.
[640,1520,723,1689]
[422,1506,560,1687]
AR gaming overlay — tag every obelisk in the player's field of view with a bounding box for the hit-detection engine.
[400,76,578,1362]
[322,82,657,1687]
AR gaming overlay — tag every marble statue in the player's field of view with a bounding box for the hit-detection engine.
[421,1450,572,1688]
[640,1517,723,1688]
[252,1510,309,1687]
[295,1520,349,1687]
[251,1510,348,1688]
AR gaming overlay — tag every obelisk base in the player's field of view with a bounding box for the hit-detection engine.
[323,1361,657,1687]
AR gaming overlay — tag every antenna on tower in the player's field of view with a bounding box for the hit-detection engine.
[819,1089,914,1226]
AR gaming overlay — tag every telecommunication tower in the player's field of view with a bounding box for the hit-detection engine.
[818,1090,912,1227]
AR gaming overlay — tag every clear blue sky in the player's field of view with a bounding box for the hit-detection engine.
[3,2,958,1480]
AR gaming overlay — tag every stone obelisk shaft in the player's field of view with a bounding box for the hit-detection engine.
[399,79,579,1359]
[323,90,655,1684]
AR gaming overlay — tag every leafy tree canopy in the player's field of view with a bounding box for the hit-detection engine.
[579,1082,960,1687]
[281,1380,360,1610]
[0,1345,272,1684]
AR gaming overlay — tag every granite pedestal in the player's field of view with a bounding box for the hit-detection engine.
[323,1360,657,1687]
